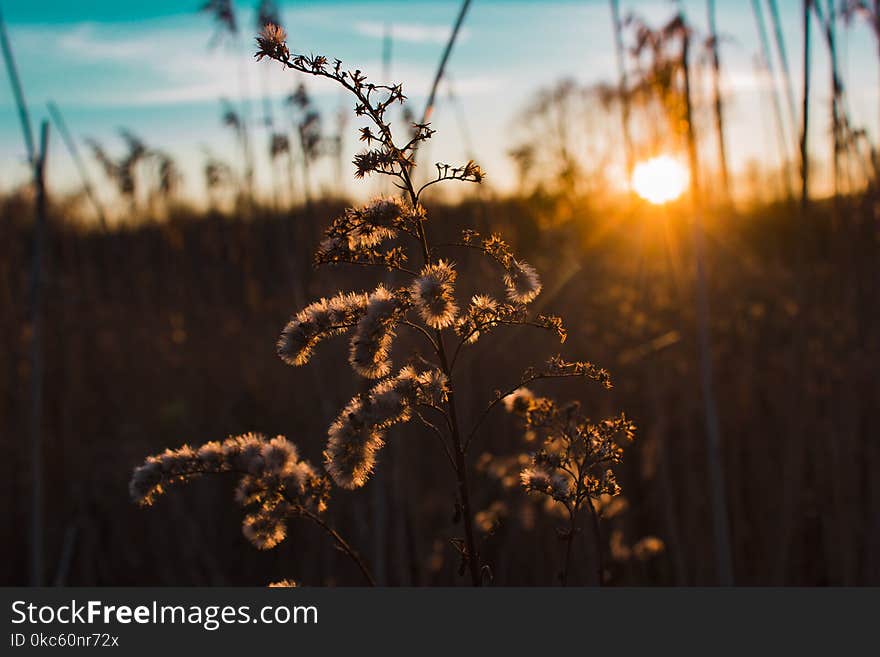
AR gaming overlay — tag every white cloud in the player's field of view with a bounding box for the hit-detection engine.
[354,21,470,45]
[6,18,493,108]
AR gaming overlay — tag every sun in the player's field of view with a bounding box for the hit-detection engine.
[631,155,689,204]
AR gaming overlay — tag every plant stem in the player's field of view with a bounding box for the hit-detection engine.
[706,0,731,200]
[560,509,577,586]
[28,121,50,587]
[801,0,812,209]
[406,181,481,586]
[585,496,603,586]
[609,0,634,178]
[436,335,482,586]
[683,29,735,585]
[302,508,376,586]
[752,0,795,198]
[47,101,108,229]
[0,5,35,164]
[419,0,472,127]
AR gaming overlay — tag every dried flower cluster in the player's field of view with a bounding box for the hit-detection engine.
[325,366,448,488]
[131,433,329,550]
[412,261,459,329]
[506,390,634,510]
[252,27,632,585]
[459,229,542,303]
[131,26,633,588]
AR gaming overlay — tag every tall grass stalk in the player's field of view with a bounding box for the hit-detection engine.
[751,0,795,197]
[609,0,635,178]
[766,0,799,140]
[801,0,813,208]
[47,102,108,229]
[681,24,735,586]
[706,0,730,199]
[415,0,472,166]
[1,5,50,586]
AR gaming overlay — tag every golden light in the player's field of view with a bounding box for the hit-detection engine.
[631,155,689,204]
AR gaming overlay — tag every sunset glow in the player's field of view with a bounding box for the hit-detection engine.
[631,155,689,204]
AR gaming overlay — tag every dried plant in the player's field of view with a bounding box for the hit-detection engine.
[625,13,693,149]
[219,98,254,205]
[130,23,629,587]
[255,0,281,32]
[131,433,374,585]
[87,130,181,217]
[203,149,237,210]
[285,83,327,204]
[505,390,635,585]
[201,0,238,46]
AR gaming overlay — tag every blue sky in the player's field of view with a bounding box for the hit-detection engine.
[1,0,878,212]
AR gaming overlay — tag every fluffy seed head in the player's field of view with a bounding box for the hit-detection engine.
[132,432,330,546]
[325,398,386,489]
[521,466,571,500]
[349,286,400,378]
[277,291,368,366]
[129,460,164,505]
[255,23,289,62]
[242,511,287,549]
[324,367,422,488]
[504,387,537,415]
[262,435,298,474]
[412,261,458,329]
[344,196,409,248]
[504,260,542,303]
[416,368,448,405]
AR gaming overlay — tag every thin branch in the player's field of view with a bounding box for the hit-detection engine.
[450,319,562,370]
[401,320,441,353]
[464,372,604,452]
[47,102,108,228]
[317,258,418,276]
[413,408,456,470]
[299,507,376,586]
[0,6,35,164]
[418,1,472,126]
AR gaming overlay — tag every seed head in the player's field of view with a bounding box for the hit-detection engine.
[243,511,287,550]
[504,387,537,416]
[412,260,458,329]
[504,260,542,304]
[255,23,289,63]
[348,285,401,378]
[277,291,369,366]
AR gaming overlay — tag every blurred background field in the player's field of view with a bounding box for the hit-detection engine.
[1,0,879,585]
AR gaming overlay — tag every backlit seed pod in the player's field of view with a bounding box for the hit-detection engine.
[349,285,400,378]
[412,261,458,329]
[503,259,542,303]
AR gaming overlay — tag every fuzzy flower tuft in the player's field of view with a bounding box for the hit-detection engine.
[504,260,542,304]
[521,466,571,501]
[277,291,369,366]
[412,261,459,329]
[512,394,635,520]
[255,23,290,63]
[416,368,448,406]
[243,511,287,550]
[324,367,439,488]
[348,285,404,378]
[131,433,329,550]
[347,196,410,248]
[315,197,417,271]
[503,387,537,416]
